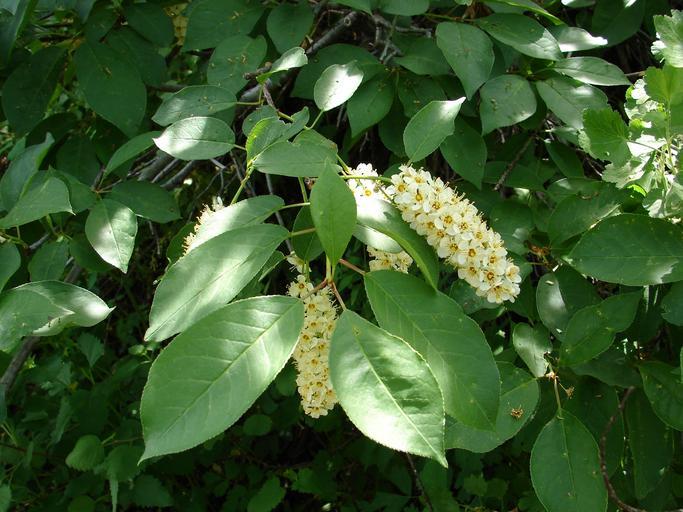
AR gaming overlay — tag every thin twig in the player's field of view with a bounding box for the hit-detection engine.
[330,281,346,310]
[339,258,366,275]
[600,387,643,512]
[300,279,328,300]
[162,161,196,189]
[404,453,434,512]
[493,135,534,191]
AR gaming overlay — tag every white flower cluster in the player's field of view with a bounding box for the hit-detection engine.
[347,163,414,274]
[388,165,521,304]
[287,275,338,418]
[182,197,224,254]
[367,247,413,273]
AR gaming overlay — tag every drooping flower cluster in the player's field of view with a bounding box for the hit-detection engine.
[165,3,188,46]
[287,275,338,418]
[182,197,224,254]
[347,163,414,274]
[388,165,521,303]
[367,247,413,273]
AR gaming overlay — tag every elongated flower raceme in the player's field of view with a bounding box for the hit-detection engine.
[347,163,414,274]
[388,165,521,304]
[287,274,338,418]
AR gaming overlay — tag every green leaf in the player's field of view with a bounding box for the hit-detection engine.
[536,77,608,129]
[125,3,174,47]
[652,10,683,67]
[355,198,439,288]
[106,28,167,87]
[141,296,303,459]
[252,130,339,177]
[104,131,160,177]
[0,281,113,352]
[85,199,138,273]
[553,57,629,86]
[445,363,540,452]
[365,270,500,430]
[0,0,36,66]
[66,435,104,471]
[488,201,534,255]
[29,240,69,281]
[480,75,536,134]
[183,0,264,50]
[0,134,53,211]
[154,117,235,160]
[536,267,601,341]
[186,195,284,253]
[567,214,683,286]
[0,485,9,512]
[347,72,395,136]
[530,412,607,512]
[310,168,357,265]
[379,0,428,15]
[439,119,487,188]
[640,361,683,431]
[291,206,323,261]
[394,37,451,77]
[591,0,644,46]
[314,62,364,112]
[547,183,625,244]
[661,282,683,326]
[247,477,286,512]
[108,181,180,223]
[74,41,146,137]
[257,47,308,82]
[477,13,562,61]
[152,86,236,126]
[512,323,551,377]
[0,243,20,292]
[435,22,494,99]
[144,224,288,342]
[245,118,287,161]
[1,46,64,135]
[243,414,272,436]
[77,332,104,368]
[266,3,313,53]
[132,475,174,508]
[644,65,683,107]
[546,141,584,178]
[560,292,641,366]
[626,389,674,498]
[106,445,143,481]
[549,26,608,52]
[0,177,73,229]
[206,35,267,93]
[404,99,465,162]
[579,108,631,164]
[329,310,447,466]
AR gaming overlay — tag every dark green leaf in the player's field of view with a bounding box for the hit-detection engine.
[347,72,395,136]
[404,99,465,161]
[445,363,540,452]
[439,119,487,188]
[291,207,323,261]
[661,282,683,326]
[536,77,608,129]
[530,412,607,512]
[104,131,159,177]
[567,214,683,286]
[435,22,494,98]
[266,3,313,53]
[28,240,69,281]
[0,177,73,229]
[108,181,180,223]
[1,46,64,135]
[66,435,104,471]
[125,3,173,47]
[0,243,20,292]
[480,75,536,134]
[74,41,146,137]
[640,361,683,431]
[206,35,267,93]
[183,0,264,50]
